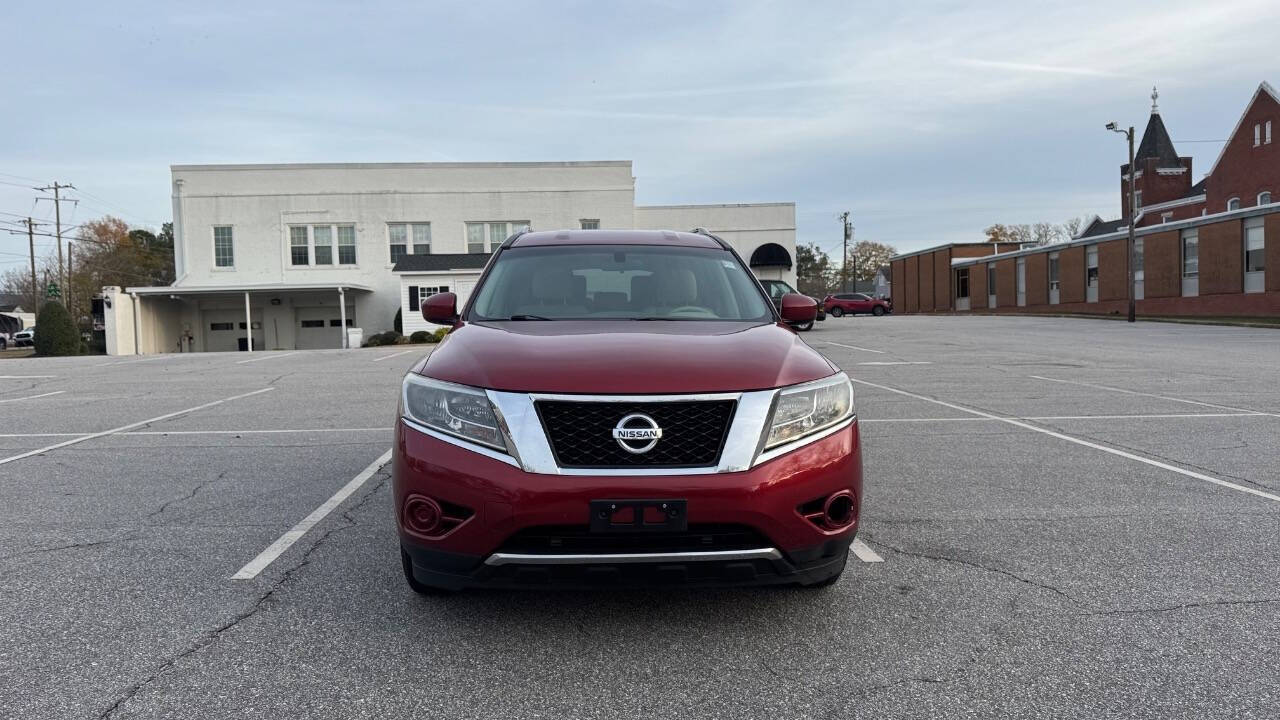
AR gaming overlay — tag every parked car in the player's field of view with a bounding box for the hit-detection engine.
[823,293,891,317]
[12,326,35,347]
[395,229,861,593]
[759,279,825,330]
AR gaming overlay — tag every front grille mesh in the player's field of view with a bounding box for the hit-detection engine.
[537,399,736,468]
[498,524,770,554]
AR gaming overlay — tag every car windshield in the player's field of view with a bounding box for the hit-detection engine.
[469,244,774,322]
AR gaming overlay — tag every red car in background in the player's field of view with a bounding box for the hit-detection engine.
[824,293,891,317]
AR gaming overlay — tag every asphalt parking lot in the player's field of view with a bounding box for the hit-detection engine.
[2,316,1278,719]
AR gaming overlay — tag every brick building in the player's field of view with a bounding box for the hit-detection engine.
[891,82,1279,317]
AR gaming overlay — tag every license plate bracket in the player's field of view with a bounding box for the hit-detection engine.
[589,499,688,533]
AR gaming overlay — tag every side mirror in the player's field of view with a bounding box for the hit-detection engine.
[779,292,818,324]
[422,291,460,326]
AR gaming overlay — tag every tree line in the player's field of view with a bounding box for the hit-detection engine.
[794,240,897,298]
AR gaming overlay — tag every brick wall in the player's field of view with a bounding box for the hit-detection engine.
[1199,219,1243,295]
[904,255,919,313]
[1058,245,1085,303]
[1098,239,1129,301]
[1207,90,1280,212]
[932,249,951,311]
[918,252,935,310]
[1025,252,1048,306]
[995,258,1016,307]
[1144,230,1181,298]
[969,259,988,307]
[891,260,906,308]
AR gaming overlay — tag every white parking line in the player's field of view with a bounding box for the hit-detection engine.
[851,538,884,563]
[821,341,885,354]
[0,375,57,379]
[93,356,164,367]
[0,427,387,439]
[0,391,65,404]
[1029,375,1278,417]
[236,351,300,365]
[371,349,417,363]
[232,449,392,580]
[849,377,1280,505]
[0,388,276,466]
[857,361,932,366]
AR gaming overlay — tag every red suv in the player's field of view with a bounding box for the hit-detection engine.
[395,229,863,592]
[824,292,891,317]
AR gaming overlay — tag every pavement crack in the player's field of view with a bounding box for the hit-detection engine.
[97,470,391,719]
[145,473,223,520]
[1085,597,1280,616]
[866,537,1085,608]
[0,538,119,562]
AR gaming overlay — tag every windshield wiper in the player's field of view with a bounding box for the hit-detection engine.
[506,314,553,321]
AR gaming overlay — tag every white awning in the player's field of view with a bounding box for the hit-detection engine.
[123,282,374,296]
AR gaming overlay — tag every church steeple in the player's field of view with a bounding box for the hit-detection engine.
[1151,86,1159,114]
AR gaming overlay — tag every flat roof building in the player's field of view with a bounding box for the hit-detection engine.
[104,161,796,354]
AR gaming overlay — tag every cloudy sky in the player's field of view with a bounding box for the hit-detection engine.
[1,0,1275,272]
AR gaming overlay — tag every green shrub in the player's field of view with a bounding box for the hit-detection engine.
[433,327,450,342]
[33,301,79,356]
[409,330,431,343]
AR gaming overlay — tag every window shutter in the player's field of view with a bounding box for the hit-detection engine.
[409,286,419,311]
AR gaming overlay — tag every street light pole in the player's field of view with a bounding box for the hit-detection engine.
[1106,121,1138,323]
[839,211,851,292]
[1125,125,1136,323]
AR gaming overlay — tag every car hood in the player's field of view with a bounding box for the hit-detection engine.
[414,320,837,394]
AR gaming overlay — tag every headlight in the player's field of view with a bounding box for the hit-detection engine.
[763,373,854,450]
[401,374,509,452]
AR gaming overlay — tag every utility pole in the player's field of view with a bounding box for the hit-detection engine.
[22,218,44,310]
[67,242,74,320]
[36,181,75,302]
[839,211,851,292]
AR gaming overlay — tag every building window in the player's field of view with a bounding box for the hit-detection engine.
[1245,217,1266,274]
[213,226,234,268]
[1227,197,1241,211]
[289,226,309,266]
[299,320,325,328]
[1134,238,1145,275]
[291,224,357,267]
[1259,191,1272,206]
[1134,190,1142,210]
[955,268,969,298]
[1267,120,1273,144]
[338,225,357,264]
[313,225,333,266]
[412,223,431,254]
[328,318,355,327]
[209,322,234,331]
[1048,253,1060,291]
[580,219,600,230]
[409,284,452,311]
[389,224,408,263]
[466,221,530,254]
[1086,246,1099,289]
[1161,212,1173,223]
[987,264,996,293]
[1255,123,1262,146]
[1182,229,1199,278]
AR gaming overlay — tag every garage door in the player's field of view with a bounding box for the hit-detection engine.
[295,306,354,350]
[204,310,264,352]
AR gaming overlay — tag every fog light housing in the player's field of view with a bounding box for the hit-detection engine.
[822,491,856,528]
[403,495,443,535]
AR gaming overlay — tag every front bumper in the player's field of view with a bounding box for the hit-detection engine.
[393,418,863,590]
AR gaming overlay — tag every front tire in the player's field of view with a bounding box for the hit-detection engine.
[830,307,844,318]
[794,321,814,332]
[872,306,885,316]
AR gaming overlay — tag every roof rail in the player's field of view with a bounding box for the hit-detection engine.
[500,226,532,249]
[689,227,729,249]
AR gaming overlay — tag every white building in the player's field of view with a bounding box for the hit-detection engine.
[104,161,796,354]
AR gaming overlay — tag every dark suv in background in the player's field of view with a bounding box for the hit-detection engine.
[760,280,824,330]
[394,229,861,592]
[824,293,891,317]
